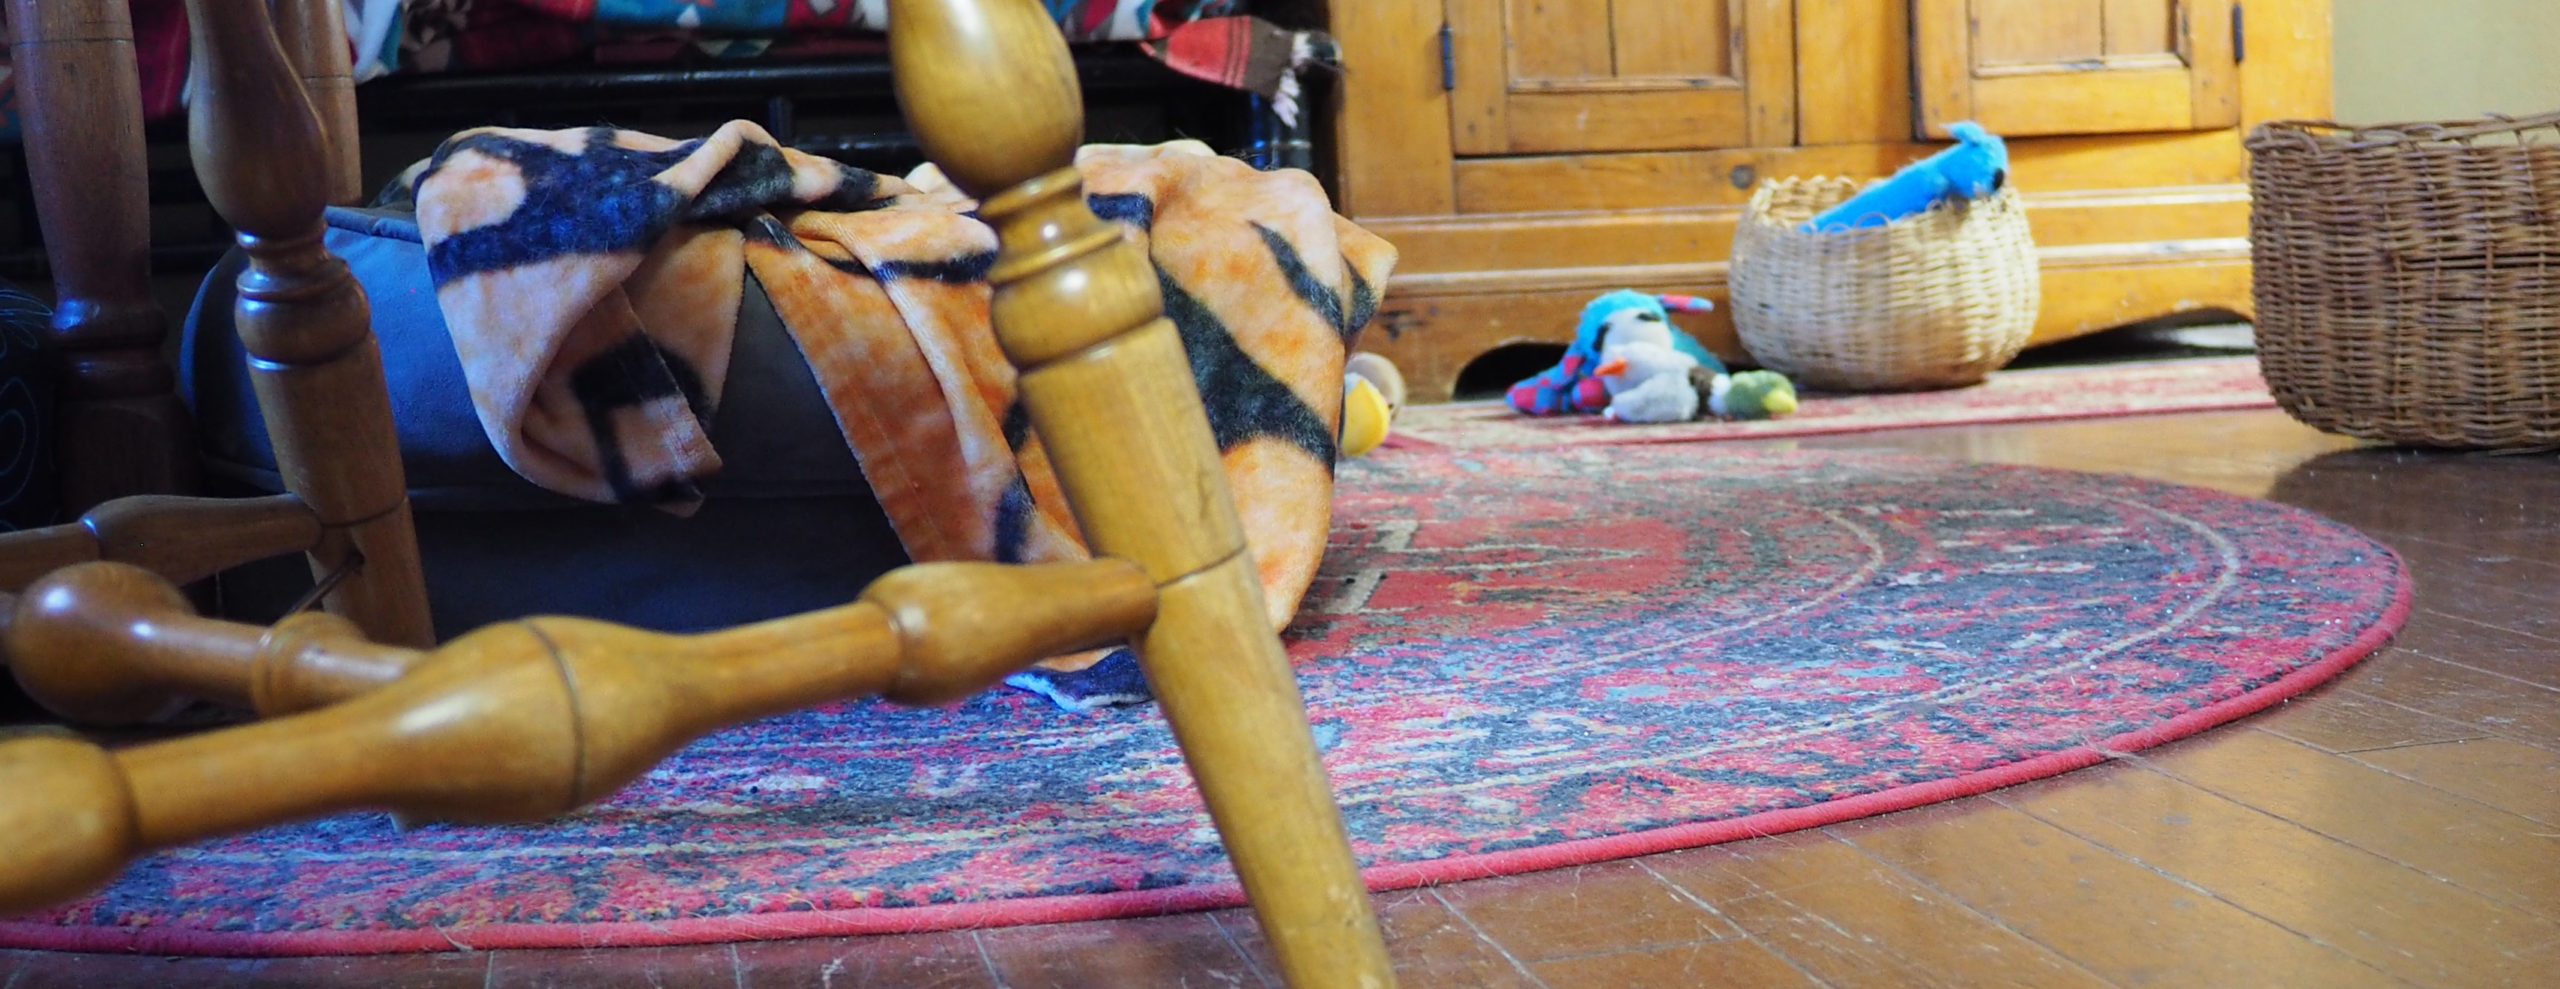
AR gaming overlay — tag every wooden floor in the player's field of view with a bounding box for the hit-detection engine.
[7,407,2557,988]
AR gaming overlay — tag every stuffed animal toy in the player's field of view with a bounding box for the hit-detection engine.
[1508,289,1802,424]
[1695,368,1800,419]
[1592,341,1801,425]
[1338,352,1405,457]
[1594,333,1702,423]
[1507,290,1720,416]
[1804,121,2009,232]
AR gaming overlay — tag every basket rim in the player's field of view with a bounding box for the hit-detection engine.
[1745,177,2026,233]
[2249,110,2560,153]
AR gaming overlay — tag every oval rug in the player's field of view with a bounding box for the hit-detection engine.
[0,446,2410,955]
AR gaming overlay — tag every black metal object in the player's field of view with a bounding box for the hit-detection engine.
[1244,94,1314,172]
[1439,24,1456,92]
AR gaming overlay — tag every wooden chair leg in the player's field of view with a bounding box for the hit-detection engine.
[180,0,434,647]
[4,557,399,724]
[888,4,1396,987]
[0,493,320,594]
[270,0,365,205]
[0,557,1158,914]
[5,0,196,511]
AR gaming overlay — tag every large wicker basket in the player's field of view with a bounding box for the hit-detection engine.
[2249,114,2560,447]
[1730,177,2040,391]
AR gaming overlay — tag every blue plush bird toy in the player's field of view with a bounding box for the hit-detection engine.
[1804,121,2009,232]
[1508,290,1721,416]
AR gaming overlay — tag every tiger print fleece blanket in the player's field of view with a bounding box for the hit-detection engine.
[411,123,1393,699]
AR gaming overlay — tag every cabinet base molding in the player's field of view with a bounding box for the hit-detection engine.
[1365,238,2252,404]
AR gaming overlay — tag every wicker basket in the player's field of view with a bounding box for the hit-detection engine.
[2249,114,2560,448]
[1730,177,2040,391]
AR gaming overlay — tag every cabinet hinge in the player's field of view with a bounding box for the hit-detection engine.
[1439,23,1456,91]
[2232,4,2245,64]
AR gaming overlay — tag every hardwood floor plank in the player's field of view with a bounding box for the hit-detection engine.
[238,951,492,988]
[2381,542,2559,596]
[733,932,998,989]
[1432,859,1739,963]
[2345,527,2560,593]
[2261,447,2558,553]
[1524,938,1819,989]
[2418,598,2560,644]
[1199,911,1281,989]
[1399,891,1550,989]
[2144,729,2560,921]
[1217,891,1545,988]
[2381,559,2560,643]
[1833,799,2404,987]
[5,952,267,989]
[1641,832,2113,989]
[2392,613,2560,693]
[2342,652,2560,748]
[490,943,739,989]
[977,913,1265,989]
[2352,738,2560,827]
[2247,682,2489,753]
[1998,757,2560,986]
[2388,532,2560,580]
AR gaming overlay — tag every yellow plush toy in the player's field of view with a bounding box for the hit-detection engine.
[1339,352,1405,457]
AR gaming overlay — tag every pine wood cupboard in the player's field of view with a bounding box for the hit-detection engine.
[1323,0,2332,400]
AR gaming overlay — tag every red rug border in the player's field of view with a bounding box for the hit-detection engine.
[1394,355,2278,450]
[0,552,2410,959]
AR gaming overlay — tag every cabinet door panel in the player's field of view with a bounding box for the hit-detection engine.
[1501,88,1750,154]
[2103,0,2175,55]
[1612,0,1730,78]
[1916,0,2237,138]
[1449,0,1794,155]
[1511,0,1614,80]
[1975,0,2103,65]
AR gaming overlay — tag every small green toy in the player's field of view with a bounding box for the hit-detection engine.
[1694,368,1800,420]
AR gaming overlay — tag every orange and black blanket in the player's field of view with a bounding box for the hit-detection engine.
[411,123,1393,704]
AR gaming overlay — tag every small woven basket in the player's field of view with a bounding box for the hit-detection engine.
[1730,177,2040,391]
[2248,113,2560,448]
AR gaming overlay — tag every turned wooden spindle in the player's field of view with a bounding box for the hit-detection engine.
[889,4,1395,986]
[269,0,365,204]
[8,562,413,724]
[182,0,433,648]
[6,0,196,510]
[0,557,1157,914]
[0,494,321,593]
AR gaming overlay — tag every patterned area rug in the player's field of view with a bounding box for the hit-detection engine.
[0,444,2406,956]
[1396,356,2275,449]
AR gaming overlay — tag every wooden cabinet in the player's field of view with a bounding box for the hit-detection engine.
[1322,0,2332,402]
[1916,0,2239,137]
[1447,0,1795,153]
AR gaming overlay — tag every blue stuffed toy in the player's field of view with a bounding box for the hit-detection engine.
[1804,121,2009,232]
[1507,290,1721,416]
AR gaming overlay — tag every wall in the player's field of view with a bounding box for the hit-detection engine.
[2333,0,2560,123]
